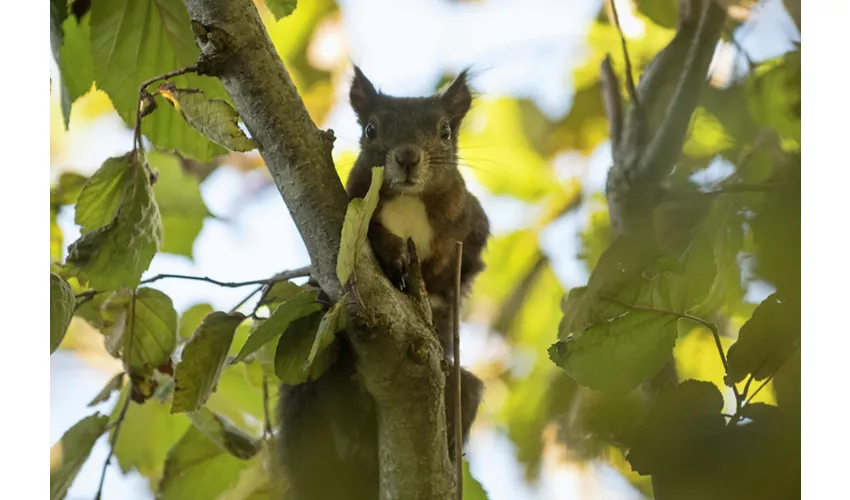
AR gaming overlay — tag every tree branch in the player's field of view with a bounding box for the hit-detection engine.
[181,2,455,498]
[182,0,348,301]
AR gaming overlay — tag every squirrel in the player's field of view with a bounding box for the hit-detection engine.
[277,67,491,500]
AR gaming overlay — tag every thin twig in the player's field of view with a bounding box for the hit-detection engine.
[453,241,463,500]
[262,374,273,440]
[230,285,264,314]
[94,291,136,500]
[607,0,640,107]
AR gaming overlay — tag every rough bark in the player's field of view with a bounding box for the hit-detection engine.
[181,1,454,498]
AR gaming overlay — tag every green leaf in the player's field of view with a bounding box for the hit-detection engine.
[187,407,262,460]
[179,303,215,340]
[50,0,67,62]
[275,311,337,384]
[87,372,125,407]
[305,296,347,369]
[725,294,800,386]
[74,156,132,232]
[636,0,678,29]
[258,281,304,308]
[111,387,190,480]
[158,425,250,500]
[50,413,109,500]
[747,50,801,142]
[265,0,298,20]
[51,172,89,207]
[50,273,75,354]
[550,310,680,394]
[337,167,384,284]
[552,233,716,393]
[206,363,267,432]
[233,291,321,363]
[462,459,489,500]
[172,312,245,413]
[148,150,213,258]
[626,380,725,475]
[58,12,95,125]
[159,84,257,152]
[67,155,163,291]
[102,288,178,376]
[217,449,277,500]
[90,0,227,160]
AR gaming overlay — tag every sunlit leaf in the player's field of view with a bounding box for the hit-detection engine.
[148,150,213,258]
[173,312,245,413]
[552,233,716,392]
[265,0,298,20]
[179,303,215,340]
[111,386,190,481]
[101,288,178,377]
[207,363,267,433]
[306,296,347,369]
[90,0,227,160]
[337,167,383,284]
[233,291,321,363]
[50,413,109,500]
[158,425,249,499]
[159,84,257,152]
[58,13,95,127]
[747,50,801,143]
[67,155,163,291]
[462,459,489,500]
[50,273,75,354]
[187,407,262,460]
[87,372,125,407]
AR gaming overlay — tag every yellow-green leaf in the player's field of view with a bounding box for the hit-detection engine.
[265,0,298,20]
[50,413,110,500]
[172,312,245,413]
[337,167,383,284]
[159,84,257,152]
[67,155,163,290]
[305,295,348,369]
[50,273,75,354]
[102,288,178,376]
[187,407,262,460]
[179,303,215,340]
[233,291,321,363]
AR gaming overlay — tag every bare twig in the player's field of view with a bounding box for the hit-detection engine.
[94,291,136,500]
[453,242,463,500]
[230,285,264,314]
[140,266,310,288]
[607,0,640,107]
[744,375,774,405]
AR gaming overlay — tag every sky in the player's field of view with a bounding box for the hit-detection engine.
[49,0,799,498]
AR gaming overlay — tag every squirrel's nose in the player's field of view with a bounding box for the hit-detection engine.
[394,146,421,171]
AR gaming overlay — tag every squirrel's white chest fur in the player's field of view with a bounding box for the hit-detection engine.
[378,196,434,260]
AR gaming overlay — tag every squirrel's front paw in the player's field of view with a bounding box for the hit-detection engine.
[384,248,411,291]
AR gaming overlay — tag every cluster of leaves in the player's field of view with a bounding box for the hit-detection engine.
[455,3,800,498]
[47,1,378,498]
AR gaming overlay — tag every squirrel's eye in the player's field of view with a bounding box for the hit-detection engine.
[365,121,377,140]
[440,122,451,141]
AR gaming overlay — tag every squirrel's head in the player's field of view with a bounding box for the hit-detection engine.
[349,66,472,195]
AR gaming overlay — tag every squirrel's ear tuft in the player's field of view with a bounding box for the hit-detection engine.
[439,69,473,128]
[350,66,378,119]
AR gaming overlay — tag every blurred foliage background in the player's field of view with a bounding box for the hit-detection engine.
[50,0,801,498]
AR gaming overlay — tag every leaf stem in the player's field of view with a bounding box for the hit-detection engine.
[94,291,136,500]
[132,64,199,160]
